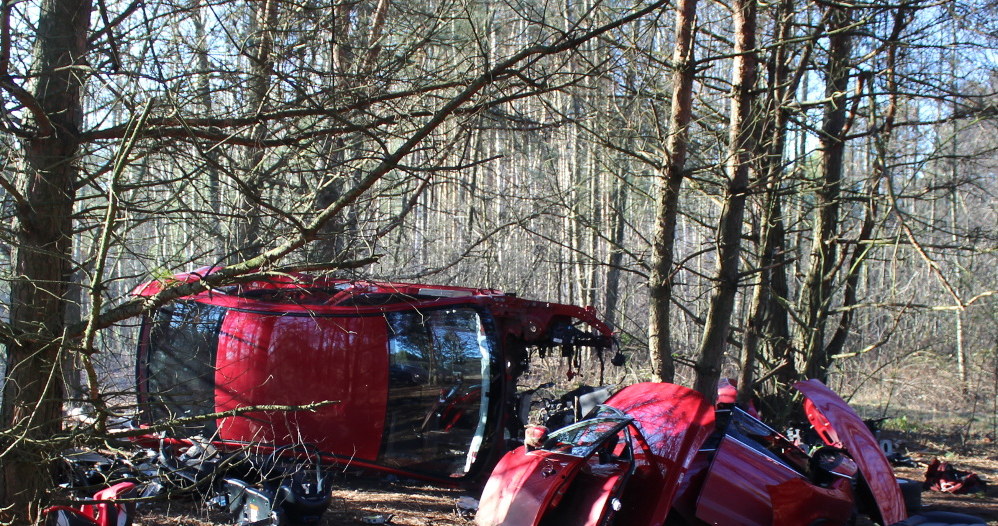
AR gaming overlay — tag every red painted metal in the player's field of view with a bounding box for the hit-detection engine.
[599,382,715,525]
[769,478,855,526]
[43,482,138,526]
[476,380,904,526]
[133,268,615,484]
[476,448,588,526]
[214,312,389,459]
[796,379,908,525]
[476,383,714,526]
[131,268,612,338]
[694,435,852,525]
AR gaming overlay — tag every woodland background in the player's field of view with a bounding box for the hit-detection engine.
[1,0,997,521]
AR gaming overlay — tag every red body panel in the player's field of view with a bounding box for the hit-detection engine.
[562,460,630,526]
[476,383,714,526]
[696,436,797,525]
[602,382,714,525]
[695,435,853,525]
[796,379,907,525]
[215,312,388,460]
[42,482,138,526]
[476,448,585,526]
[770,478,855,526]
[132,269,611,341]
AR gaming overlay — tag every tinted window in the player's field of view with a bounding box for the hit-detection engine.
[542,406,631,458]
[381,308,494,477]
[143,301,225,431]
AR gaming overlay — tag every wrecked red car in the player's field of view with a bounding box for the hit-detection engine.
[133,269,616,484]
[476,380,984,526]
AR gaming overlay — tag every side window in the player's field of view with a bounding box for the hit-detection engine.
[382,308,493,477]
[143,301,225,430]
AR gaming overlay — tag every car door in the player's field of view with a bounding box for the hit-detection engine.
[476,411,633,526]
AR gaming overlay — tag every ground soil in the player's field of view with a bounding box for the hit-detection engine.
[136,434,998,526]
[887,433,998,525]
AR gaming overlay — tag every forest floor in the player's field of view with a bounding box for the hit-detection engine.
[137,431,998,526]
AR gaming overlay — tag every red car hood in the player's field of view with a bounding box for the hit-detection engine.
[795,379,906,525]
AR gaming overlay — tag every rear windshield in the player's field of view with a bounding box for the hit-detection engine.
[141,301,225,430]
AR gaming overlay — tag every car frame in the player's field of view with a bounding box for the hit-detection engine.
[132,268,616,485]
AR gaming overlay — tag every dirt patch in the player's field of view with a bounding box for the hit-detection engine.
[136,478,475,526]
[135,435,998,525]
[135,469,997,526]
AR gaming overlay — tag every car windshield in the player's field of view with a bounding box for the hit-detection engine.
[541,405,632,458]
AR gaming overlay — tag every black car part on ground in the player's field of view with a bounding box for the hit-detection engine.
[157,436,225,493]
[212,443,331,526]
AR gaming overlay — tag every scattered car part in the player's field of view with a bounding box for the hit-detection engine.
[156,435,224,493]
[477,382,713,526]
[796,378,907,524]
[455,496,480,519]
[358,514,394,524]
[923,459,987,494]
[43,482,138,526]
[54,450,118,491]
[212,443,331,526]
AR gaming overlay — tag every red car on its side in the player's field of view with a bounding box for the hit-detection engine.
[133,269,616,484]
[476,381,985,526]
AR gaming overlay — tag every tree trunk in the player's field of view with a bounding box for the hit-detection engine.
[648,0,699,383]
[311,0,391,265]
[739,0,797,407]
[693,0,757,398]
[604,172,628,331]
[825,7,909,363]
[230,0,279,263]
[1,0,91,521]
[800,5,852,381]
[192,2,223,260]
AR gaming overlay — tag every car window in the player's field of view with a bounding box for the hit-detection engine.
[381,308,495,477]
[727,407,810,473]
[541,406,632,458]
[143,301,226,429]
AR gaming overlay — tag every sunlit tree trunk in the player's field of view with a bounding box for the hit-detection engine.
[230,0,279,262]
[693,0,757,398]
[801,5,852,381]
[739,0,798,408]
[648,0,699,383]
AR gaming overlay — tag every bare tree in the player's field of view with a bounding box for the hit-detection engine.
[648,0,700,383]
[693,0,758,398]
